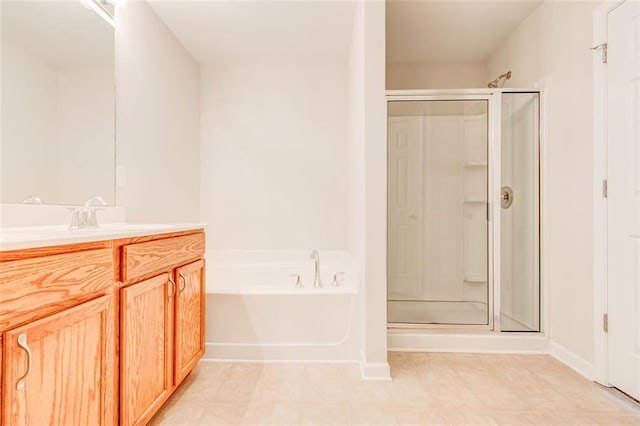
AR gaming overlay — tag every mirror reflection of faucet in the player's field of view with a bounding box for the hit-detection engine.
[22,195,43,204]
[290,274,303,288]
[332,272,345,287]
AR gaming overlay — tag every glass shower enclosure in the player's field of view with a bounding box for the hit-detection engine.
[386,91,540,332]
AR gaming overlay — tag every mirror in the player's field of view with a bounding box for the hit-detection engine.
[1,0,115,206]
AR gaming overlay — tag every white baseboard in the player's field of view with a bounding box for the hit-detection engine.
[203,335,595,384]
[203,342,359,362]
[359,351,391,381]
[388,332,550,354]
[548,340,596,380]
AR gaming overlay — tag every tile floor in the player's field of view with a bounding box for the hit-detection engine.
[150,353,640,425]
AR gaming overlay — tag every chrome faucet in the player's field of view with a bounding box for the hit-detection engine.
[310,249,322,288]
[82,196,107,228]
[68,196,108,230]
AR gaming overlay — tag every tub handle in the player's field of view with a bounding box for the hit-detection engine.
[332,272,345,287]
[290,274,303,288]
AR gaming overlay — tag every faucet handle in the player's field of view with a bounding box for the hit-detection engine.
[289,274,303,288]
[87,208,104,228]
[332,272,345,287]
[67,208,81,230]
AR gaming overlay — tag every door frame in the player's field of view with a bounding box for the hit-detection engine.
[592,0,625,387]
[385,89,545,333]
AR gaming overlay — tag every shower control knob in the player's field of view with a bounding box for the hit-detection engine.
[501,186,514,209]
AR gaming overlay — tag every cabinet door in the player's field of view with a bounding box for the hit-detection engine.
[120,273,174,426]
[2,295,115,426]
[174,260,205,384]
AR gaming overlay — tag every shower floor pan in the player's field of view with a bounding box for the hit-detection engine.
[388,300,535,331]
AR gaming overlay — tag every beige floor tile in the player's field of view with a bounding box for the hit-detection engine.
[298,405,351,425]
[207,377,260,403]
[153,353,640,425]
[387,381,437,408]
[196,403,251,425]
[253,376,305,404]
[490,410,556,425]
[348,382,395,406]
[392,408,450,425]
[349,406,399,425]
[302,379,349,405]
[149,402,206,425]
[445,410,505,425]
[246,403,299,425]
[259,363,307,381]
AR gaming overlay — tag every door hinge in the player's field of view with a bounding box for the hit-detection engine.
[486,203,491,222]
[592,43,608,64]
[602,179,608,198]
[603,313,608,333]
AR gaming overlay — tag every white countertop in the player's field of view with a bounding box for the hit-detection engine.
[0,223,206,252]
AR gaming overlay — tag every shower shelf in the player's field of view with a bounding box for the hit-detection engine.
[464,162,488,168]
[464,276,488,283]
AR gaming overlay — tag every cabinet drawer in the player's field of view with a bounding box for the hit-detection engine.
[0,248,114,330]
[122,233,205,281]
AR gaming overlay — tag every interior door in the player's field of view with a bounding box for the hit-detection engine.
[387,116,423,300]
[607,0,640,400]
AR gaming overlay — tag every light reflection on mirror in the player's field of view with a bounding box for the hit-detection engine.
[1,0,115,206]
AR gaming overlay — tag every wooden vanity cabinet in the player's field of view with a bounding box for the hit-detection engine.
[118,232,205,426]
[0,245,116,426]
[174,259,205,384]
[3,296,115,426]
[0,230,205,426]
[120,273,174,425]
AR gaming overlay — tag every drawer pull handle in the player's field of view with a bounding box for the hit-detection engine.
[16,333,32,390]
[168,276,176,297]
[178,272,186,293]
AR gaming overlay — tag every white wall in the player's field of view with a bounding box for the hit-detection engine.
[487,1,598,365]
[56,67,115,204]
[386,61,487,89]
[115,1,200,222]
[1,39,58,203]
[200,64,349,250]
[348,1,366,279]
[362,0,389,378]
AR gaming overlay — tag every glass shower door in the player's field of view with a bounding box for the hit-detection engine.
[500,92,540,331]
[387,100,489,325]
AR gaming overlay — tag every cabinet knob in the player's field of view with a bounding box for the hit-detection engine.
[16,333,32,390]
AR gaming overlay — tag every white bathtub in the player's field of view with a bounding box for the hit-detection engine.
[204,250,361,361]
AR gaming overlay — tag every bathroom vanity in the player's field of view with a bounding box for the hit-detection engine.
[0,225,205,425]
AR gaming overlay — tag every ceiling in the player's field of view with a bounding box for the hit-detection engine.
[1,0,114,67]
[148,0,358,65]
[387,0,542,64]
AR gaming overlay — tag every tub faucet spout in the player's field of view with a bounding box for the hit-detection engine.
[310,249,322,288]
